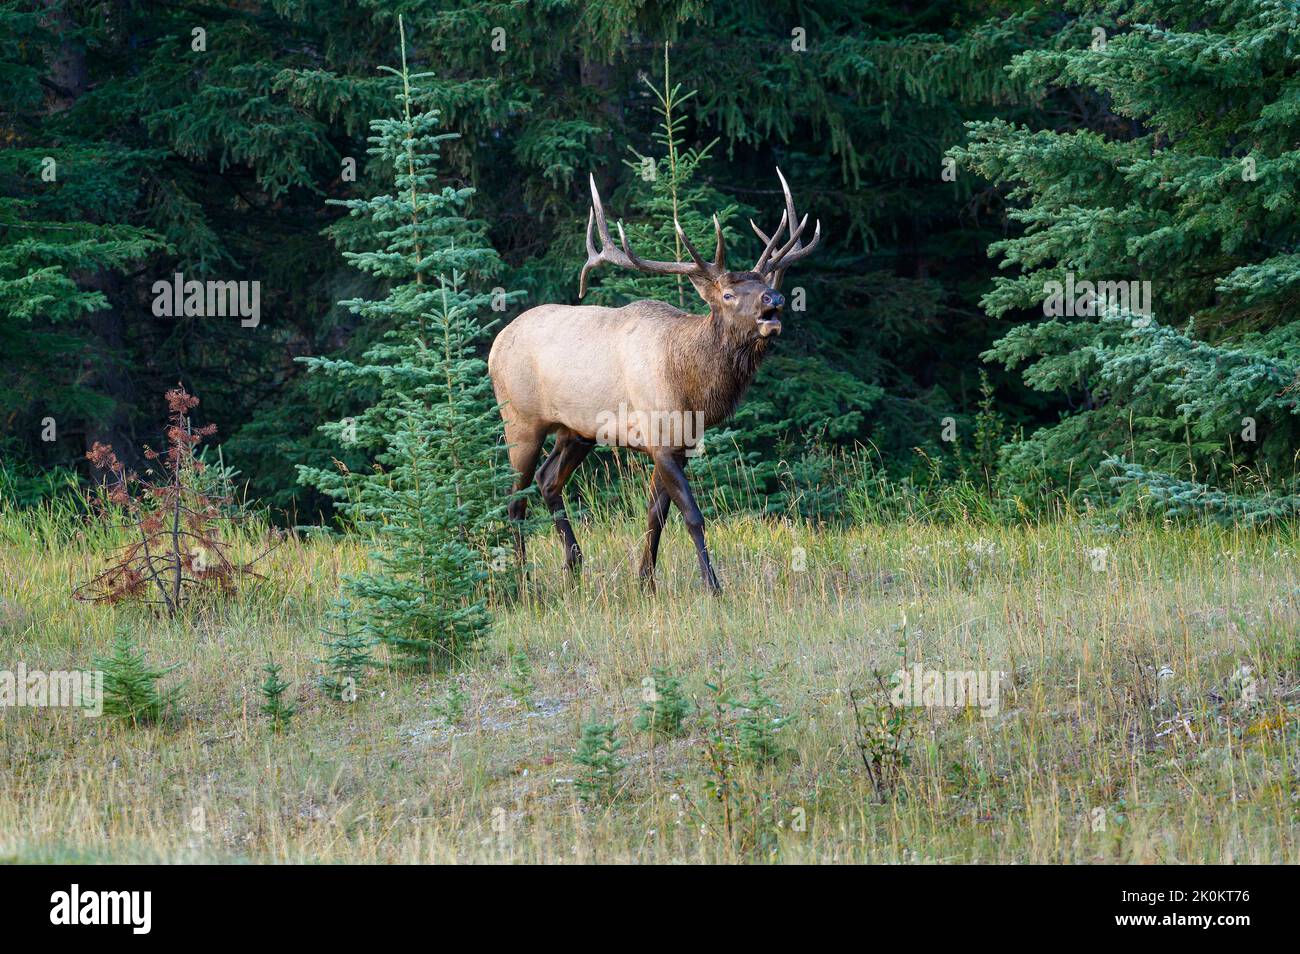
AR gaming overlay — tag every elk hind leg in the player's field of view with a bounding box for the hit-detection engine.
[537,431,595,572]
[506,425,544,567]
[638,473,671,589]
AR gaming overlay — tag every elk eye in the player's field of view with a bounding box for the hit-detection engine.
[723,292,735,301]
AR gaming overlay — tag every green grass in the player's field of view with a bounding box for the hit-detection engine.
[1,501,1298,863]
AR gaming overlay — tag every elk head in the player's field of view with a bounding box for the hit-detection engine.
[578,168,821,341]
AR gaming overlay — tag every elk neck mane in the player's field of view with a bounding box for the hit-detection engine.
[661,302,772,426]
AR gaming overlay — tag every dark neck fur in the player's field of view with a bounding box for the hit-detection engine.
[666,310,771,426]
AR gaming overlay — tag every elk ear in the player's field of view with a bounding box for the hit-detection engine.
[686,273,719,307]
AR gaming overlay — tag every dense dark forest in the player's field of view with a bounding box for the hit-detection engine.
[4,0,1298,523]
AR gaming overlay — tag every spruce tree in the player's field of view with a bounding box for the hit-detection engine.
[297,19,518,671]
[316,599,377,701]
[6,0,396,477]
[953,1,1300,512]
[94,633,180,726]
[0,1,159,476]
[256,661,296,732]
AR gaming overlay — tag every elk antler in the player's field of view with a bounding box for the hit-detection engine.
[749,167,822,290]
[579,174,726,298]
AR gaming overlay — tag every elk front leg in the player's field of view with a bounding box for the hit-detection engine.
[537,432,595,572]
[638,473,671,589]
[650,449,721,593]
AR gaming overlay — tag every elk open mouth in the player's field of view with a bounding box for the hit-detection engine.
[756,309,783,337]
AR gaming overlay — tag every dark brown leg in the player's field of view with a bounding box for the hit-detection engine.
[638,472,671,589]
[650,449,720,593]
[537,431,595,572]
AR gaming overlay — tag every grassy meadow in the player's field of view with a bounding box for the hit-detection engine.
[2,494,1299,864]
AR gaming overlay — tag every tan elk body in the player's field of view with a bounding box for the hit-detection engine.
[488,169,820,591]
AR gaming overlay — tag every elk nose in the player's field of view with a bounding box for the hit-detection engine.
[762,291,785,309]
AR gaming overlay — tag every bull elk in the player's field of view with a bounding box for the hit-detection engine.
[487,169,821,592]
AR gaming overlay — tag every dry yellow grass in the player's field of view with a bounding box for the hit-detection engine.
[1,505,1298,863]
